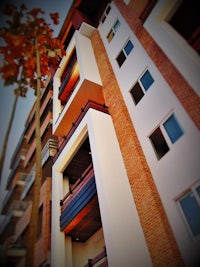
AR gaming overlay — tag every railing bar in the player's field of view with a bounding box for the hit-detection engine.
[61,163,93,205]
[91,249,107,264]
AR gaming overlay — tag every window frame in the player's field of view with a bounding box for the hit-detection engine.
[130,69,154,105]
[101,5,111,24]
[176,180,200,239]
[149,112,184,160]
[116,39,134,67]
[107,19,120,43]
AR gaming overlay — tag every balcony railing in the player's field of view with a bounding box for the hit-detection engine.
[21,164,35,200]
[83,247,108,267]
[7,237,26,258]
[11,200,29,217]
[54,100,108,162]
[42,138,58,166]
[24,112,52,168]
[60,164,96,231]
[17,172,27,186]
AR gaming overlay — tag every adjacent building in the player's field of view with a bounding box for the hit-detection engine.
[0,79,57,266]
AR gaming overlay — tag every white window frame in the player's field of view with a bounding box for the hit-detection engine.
[101,4,111,24]
[176,180,200,240]
[149,112,184,160]
[116,38,134,67]
[107,19,120,43]
[130,68,154,104]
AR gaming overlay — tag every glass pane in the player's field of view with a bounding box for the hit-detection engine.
[116,50,126,67]
[179,192,200,236]
[140,70,154,91]
[113,20,120,32]
[107,29,115,43]
[149,127,169,160]
[124,40,134,55]
[163,114,184,144]
[130,82,144,105]
[106,5,111,15]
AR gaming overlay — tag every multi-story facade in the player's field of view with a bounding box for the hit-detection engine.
[0,79,57,267]
[0,1,199,267]
[51,1,200,267]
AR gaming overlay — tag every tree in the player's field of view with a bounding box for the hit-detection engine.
[0,4,64,266]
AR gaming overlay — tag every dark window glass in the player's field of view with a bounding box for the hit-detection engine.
[130,82,144,104]
[149,127,169,159]
[116,51,126,67]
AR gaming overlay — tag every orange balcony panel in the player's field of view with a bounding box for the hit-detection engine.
[55,81,104,136]
[59,62,80,105]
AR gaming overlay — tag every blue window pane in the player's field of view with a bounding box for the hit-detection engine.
[179,192,200,236]
[163,114,183,144]
[124,40,134,55]
[140,70,154,91]
[113,20,120,32]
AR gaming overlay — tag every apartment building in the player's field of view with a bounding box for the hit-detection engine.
[51,1,200,267]
[0,80,57,267]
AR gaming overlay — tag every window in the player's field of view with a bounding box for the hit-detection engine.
[101,5,111,23]
[163,114,184,144]
[130,69,154,104]
[149,113,183,160]
[116,39,134,67]
[107,19,120,43]
[177,181,200,238]
[168,0,199,54]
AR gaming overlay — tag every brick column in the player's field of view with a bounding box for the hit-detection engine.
[91,30,185,267]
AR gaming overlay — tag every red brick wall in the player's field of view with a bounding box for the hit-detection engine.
[34,177,51,267]
[114,0,200,129]
[91,30,185,267]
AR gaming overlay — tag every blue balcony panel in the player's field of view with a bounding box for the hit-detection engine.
[60,175,96,230]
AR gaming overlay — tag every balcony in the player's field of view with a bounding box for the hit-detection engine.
[60,164,102,242]
[21,165,35,200]
[42,138,58,166]
[16,172,27,186]
[7,237,26,258]
[53,25,104,136]
[25,90,53,143]
[54,100,108,162]
[24,111,52,168]
[11,200,29,217]
[58,49,80,105]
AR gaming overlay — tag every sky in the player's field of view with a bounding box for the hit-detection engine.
[0,0,73,210]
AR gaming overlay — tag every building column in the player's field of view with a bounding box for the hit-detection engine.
[88,109,152,267]
[51,170,66,267]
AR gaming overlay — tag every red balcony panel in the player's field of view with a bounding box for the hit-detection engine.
[58,62,80,105]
